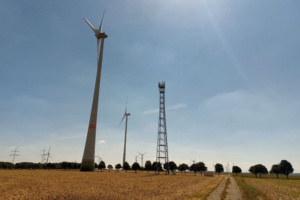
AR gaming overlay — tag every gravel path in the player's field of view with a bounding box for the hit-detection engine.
[207,177,228,200]
[225,177,243,200]
[207,176,243,200]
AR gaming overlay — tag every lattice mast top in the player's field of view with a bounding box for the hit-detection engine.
[156,81,169,174]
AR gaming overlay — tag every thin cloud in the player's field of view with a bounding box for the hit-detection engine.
[98,140,106,143]
[143,103,187,115]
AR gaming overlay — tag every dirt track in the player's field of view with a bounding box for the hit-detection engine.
[207,176,243,200]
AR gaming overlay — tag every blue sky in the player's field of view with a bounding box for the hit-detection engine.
[0,0,299,172]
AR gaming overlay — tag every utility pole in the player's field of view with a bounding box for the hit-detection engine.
[10,147,19,164]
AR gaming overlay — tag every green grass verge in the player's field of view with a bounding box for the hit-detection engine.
[233,176,267,200]
[221,177,230,200]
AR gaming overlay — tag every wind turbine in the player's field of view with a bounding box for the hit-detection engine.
[138,152,146,169]
[80,11,108,171]
[119,102,130,167]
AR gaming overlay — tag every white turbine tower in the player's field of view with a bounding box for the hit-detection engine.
[80,11,108,171]
[119,102,130,167]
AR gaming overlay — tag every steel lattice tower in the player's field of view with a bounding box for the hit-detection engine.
[156,81,169,174]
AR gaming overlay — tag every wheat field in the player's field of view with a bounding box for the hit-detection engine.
[0,170,224,199]
[243,177,300,200]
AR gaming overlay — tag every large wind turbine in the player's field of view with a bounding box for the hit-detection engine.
[80,11,108,171]
[119,103,130,167]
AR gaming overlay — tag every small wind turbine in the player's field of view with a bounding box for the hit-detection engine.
[119,101,130,166]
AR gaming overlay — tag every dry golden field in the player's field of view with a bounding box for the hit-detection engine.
[233,174,300,200]
[243,177,300,200]
[0,169,224,200]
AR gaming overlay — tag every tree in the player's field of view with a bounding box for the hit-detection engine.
[0,162,14,169]
[163,161,177,174]
[145,160,152,173]
[123,162,130,173]
[152,162,162,172]
[132,162,141,173]
[115,163,122,171]
[215,163,224,175]
[163,162,170,174]
[98,161,106,171]
[108,164,113,171]
[279,160,294,180]
[190,163,197,176]
[61,162,69,170]
[270,164,280,179]
[169,161,177,172]
[196,162,207,176]
[178,163,189,175]
[249,164,268,178]
[232,166,242,175]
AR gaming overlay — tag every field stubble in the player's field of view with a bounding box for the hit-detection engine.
[0,170,224,199]
[233,174,300,200]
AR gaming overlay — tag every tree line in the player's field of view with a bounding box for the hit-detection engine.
[0,161,81,170]
[0,159,294,179]
[248,160,294,179]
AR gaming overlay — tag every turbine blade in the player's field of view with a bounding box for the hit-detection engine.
[119,114,125,127]
[125,96,128,113]
[84,17,97,34]
[99,10,106,32]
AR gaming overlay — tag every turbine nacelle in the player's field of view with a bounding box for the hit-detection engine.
[83,11,108,48]
[95,32,108,39]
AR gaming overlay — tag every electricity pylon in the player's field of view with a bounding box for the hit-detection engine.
[156,81,169,174]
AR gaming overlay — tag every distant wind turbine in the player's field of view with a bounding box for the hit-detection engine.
[119,101,130,166]
[138,152,146,169]
[81,10,108,172]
